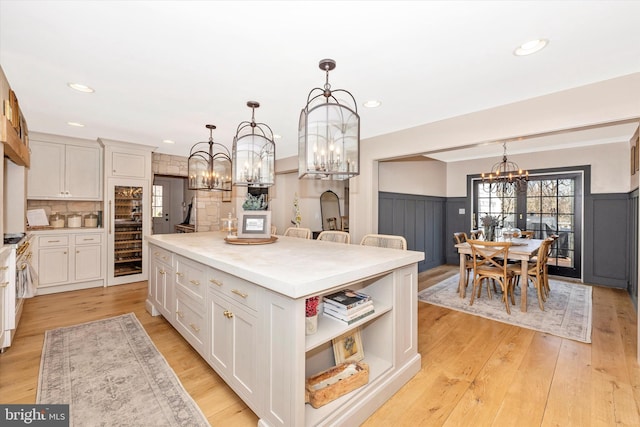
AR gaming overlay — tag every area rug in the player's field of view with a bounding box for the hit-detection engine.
[418,274,592,343]
[37,313,210,427]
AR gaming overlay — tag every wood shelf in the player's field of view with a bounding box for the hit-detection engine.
[1,115,29,167]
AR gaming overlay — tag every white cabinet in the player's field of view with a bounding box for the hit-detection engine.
[111,151,147,178]
[0,247,10,351]
[34,231,105,294]
[27,137,102,200]
[149,247,173,319]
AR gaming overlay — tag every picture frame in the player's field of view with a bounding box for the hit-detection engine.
[332,328,364,364]
[237,211,271,239]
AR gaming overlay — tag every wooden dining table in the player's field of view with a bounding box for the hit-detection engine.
[455,238,544,312]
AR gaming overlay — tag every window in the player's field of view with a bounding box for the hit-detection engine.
[152,185,163,218]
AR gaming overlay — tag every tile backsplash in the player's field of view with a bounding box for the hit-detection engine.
[27,200,103,220]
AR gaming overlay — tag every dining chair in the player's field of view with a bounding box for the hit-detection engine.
[467,239,515,314]
[283,227,312,239]
[510,237,554,311]
[271,225,277,235]
[360,234,407,250]
[453,232,474,292]
[469,229,484,240]
[317,230,350,244]
[520,230,534,239]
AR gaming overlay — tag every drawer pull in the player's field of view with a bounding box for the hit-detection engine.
[209,278,223,286]
[0,266,8,271]
[154,251,160,256]
[189,323,200,332]
[19,263,27,271]
[176,272,184,277]
[189,279,200,286]
[47,240,60,243]
[159,270,166,275]
[176,310,184,319]
[0,281,8,287]
[223,310,234,319]
[83,238,94,241]
[162,256,168,261]
[231,289,248,299]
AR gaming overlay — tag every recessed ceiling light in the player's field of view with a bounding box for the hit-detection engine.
[67,82,95,93]
[363,100,382,108]
[514,39,548,56]
[273,134,282,139]
[67,121,85,127]
[162,139,175,144]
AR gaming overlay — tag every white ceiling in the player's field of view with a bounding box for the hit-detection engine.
[1,1,639,161]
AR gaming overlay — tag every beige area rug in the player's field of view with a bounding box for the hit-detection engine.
[418,274,592,343]
[37,313,210,427]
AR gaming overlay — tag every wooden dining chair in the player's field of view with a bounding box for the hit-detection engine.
[317,230,350,244]
[467,239,515,314]
[510,237,554,311]
[520,230,534,239]
[283,227,312,239]
[360,234,407,250]
[453,232,474,293]
[469,229,484,240]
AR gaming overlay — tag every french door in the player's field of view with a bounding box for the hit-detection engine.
[473,172,582,278]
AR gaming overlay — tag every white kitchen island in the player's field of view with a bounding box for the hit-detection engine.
[146,231,424,427]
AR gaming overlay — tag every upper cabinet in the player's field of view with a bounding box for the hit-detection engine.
[99,138,155,180]
[27,133,103,200]
[0,66,30,167]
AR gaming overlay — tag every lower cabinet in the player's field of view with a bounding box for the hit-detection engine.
[35,231,105,292]
[149,247,173,319]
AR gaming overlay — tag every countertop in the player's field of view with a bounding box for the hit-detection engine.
[146,232,424,299]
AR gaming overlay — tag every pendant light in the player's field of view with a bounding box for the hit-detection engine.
[481,142,529,194]
[232,101,275,187]
[187,124,232,191]
[299,58,360,180]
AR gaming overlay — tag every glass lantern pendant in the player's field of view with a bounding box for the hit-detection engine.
[299,58,360,180]
[232,101,276,187]
[187,124,232,191]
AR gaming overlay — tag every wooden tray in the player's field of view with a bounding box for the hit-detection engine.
[305,361,369,408]
[224,236,278,245]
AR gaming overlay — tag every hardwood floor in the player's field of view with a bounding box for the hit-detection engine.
[1,265,639,426]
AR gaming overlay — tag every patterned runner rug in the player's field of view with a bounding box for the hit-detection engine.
[37,313,210,426]
[418,274,592,343]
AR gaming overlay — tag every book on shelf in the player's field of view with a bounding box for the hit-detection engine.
[324,305,375,325]
[323,289,371,311]
[323,299,373,315]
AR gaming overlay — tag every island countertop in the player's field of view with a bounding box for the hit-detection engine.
[146,232,424,299]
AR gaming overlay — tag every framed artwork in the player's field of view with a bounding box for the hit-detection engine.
[237,211,271,238]
[332,328,364,364]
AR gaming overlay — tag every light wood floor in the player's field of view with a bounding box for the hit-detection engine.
[1,265,639,426]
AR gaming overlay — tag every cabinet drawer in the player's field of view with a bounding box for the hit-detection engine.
[208,268,262,311]
[38,235,69,247]
[75,234,102,245]
[175,291,205,353]
[175,256,205,302]
[151,246,173,265]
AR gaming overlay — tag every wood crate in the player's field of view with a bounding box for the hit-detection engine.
[305,361,369,408]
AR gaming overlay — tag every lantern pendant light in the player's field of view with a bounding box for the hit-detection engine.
[299,58,360,180]
[187,124,232,191]
[232,101,276,187]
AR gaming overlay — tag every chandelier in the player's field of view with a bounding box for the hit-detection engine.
[481,142,529,193]
[187,124,232,191]
[232,101,275,187]
[299,58,360,180]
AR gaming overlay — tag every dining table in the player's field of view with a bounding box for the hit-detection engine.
[455,238,544,312]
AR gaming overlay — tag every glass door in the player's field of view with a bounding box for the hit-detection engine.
[113,185,144,277]
[473,172,582,278]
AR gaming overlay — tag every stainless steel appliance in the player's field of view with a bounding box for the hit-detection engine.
[1,232,35,351]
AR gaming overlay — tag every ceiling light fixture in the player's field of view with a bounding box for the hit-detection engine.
[514,39,548,56]
[67,121,85,127]
[232,101,275,187]
[187,124,232,191]
[363,100,381,108]
[67,82,95,93]
[481,142,528,194]
[162,139,175,144]
[299,58,360,180]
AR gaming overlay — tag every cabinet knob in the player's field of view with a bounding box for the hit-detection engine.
[0,281,9,288]
[176,310,184,319]
[231,289,248,299]
[223,310,234,319]
[159,270,166,275]
[76,250,80,254]
[209,278,223,286]
[176,272,184,277]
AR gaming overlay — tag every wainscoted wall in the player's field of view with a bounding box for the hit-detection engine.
[628,189,638,308]
[378,192,446,272]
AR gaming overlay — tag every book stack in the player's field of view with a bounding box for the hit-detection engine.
[323,289,374,324]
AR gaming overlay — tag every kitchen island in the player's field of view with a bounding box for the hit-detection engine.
[146,232,424,427]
